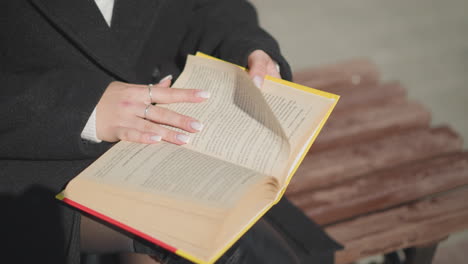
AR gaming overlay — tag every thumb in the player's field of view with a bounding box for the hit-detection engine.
[248,55,269,89]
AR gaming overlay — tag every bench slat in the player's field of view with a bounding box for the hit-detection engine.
[297,152,468,226]
[326,186,468,264]
[287,127,463,195]
[331,82,406,113]
[313,100,431,151]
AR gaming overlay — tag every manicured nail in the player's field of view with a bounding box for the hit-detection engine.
[159,75,173,83]
[150,135,162,142]
[253,75,263,88]
[176,134,190,143]
[190,121,204,131]
[196,91,211,99]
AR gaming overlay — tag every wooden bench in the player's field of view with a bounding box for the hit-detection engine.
[288,60,468,264]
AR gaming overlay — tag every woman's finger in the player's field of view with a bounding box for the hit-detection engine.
[150,87,210,104]
[247,49,281,88]
[249,59,281,80]
[132,79,209,104]
[132,118,191,145]
[138,104,204,133]
[248,53,269,88]
[116,127,162,144]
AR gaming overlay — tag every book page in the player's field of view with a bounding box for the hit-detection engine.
[262,78,337,183]
[163,56,290,177]
[77,141,266,208]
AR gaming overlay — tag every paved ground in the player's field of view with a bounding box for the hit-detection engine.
[250,0,468,263]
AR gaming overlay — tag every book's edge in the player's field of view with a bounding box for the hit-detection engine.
[265,75,340,100]
[195,52,246,70]
[276,95,339,202]
[56,196,211,264]
[56,192,65,200]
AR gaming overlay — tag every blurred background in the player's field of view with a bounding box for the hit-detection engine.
[251,0,467,148]
[250,0,468,263]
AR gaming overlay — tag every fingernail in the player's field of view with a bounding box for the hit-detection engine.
[253,75,263,88]
[196,91,211,99]
[190,121,204,131]
[150,135,162,142]
[159,75,173,83]
[176,134,190,143]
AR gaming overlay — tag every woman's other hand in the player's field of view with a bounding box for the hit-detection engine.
[95,76,210,145]
[247,50,281,88]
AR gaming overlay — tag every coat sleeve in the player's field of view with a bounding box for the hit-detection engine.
[180,0,293,81]
[0,67,114,160]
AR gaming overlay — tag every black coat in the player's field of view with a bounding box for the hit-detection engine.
[0,0,291,262]
[0,1,338,263]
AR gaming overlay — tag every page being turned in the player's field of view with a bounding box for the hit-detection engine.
[164,55,290,177]
[262,78,337,182]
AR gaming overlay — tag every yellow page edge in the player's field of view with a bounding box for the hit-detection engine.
[56,192,65,200]
[265,75,339,100]
[276,96,339,202]
[195,52,246,70]
[175,249,208,264]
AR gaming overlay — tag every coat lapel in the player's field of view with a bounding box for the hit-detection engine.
[29,0,139,82]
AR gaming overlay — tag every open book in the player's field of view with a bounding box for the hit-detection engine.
[57,53,339,264]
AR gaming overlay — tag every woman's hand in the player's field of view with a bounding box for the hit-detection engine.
[247,50,281,88]
[95,76,210,145]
